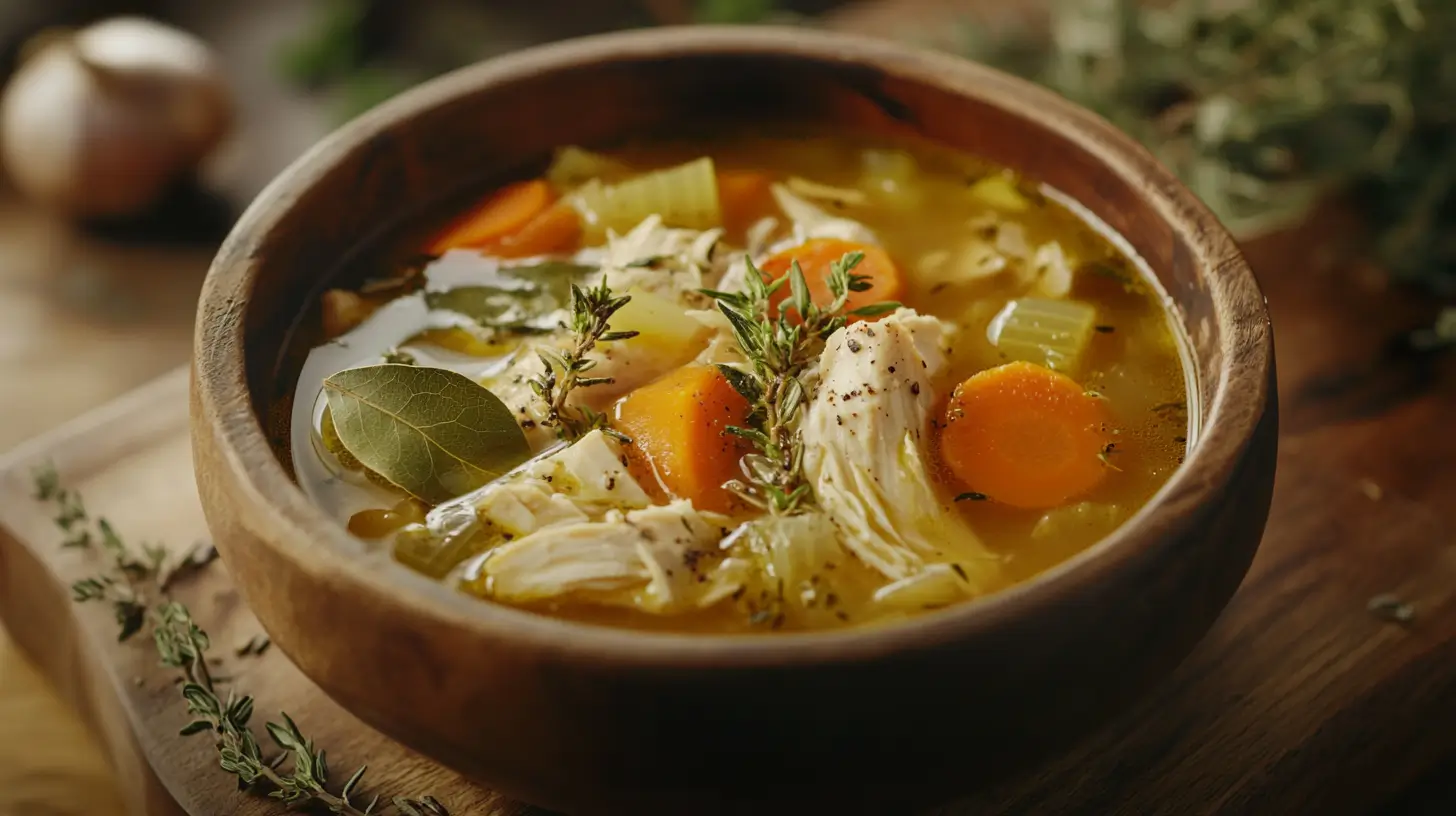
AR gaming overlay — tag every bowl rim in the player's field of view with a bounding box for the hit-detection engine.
[194,24,1271,667]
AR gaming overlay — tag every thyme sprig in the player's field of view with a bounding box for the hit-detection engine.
[703,251,898,514]
[529,277,637,442]
[32,463,447,816]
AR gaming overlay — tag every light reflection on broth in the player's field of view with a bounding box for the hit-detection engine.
[287,133,1190,634]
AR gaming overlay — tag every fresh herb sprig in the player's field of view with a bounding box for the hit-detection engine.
[32,464,447,816]
[947,0,1456,294]
[529,277,638,441]
[704,251,898,514]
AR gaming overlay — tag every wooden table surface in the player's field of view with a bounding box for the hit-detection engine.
[0,0,330,808]
[0,189,207,814]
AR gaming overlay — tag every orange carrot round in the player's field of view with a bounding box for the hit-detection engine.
[427,179,554,254]
[758,238,904,323]
[939,361,1113,510]
[612,364,754,514]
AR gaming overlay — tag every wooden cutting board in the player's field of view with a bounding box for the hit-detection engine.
[1,215,1455,815]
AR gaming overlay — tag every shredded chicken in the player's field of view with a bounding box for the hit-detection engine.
[585,215,726,302]
[771,183,877,245]
[483,500,740,613]
[421,430,650,551]
[919,213,1074,297]
[800,310,999,589]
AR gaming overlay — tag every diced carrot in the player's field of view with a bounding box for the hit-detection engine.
[717,170,774,237]
[611,364,754,515]
[758,238,904,324]
[494,200,582,258]
[938,361,1113,510]
[426,179,554,254]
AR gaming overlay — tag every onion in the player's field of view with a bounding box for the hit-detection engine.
[0,17,233,218]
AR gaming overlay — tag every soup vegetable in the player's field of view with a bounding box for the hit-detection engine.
[289,135,1190,634]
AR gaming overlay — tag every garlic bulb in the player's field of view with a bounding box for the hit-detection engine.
[0,17,233,218]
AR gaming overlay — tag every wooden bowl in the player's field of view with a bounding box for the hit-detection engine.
[191,26,1276,816]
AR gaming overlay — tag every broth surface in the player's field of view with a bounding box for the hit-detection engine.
[288,133,1190,633]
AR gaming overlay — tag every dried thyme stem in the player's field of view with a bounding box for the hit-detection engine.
[32,463,447,816]
[529,277,637,441]
[703,251,898,514]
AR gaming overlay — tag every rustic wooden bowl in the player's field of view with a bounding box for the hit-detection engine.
[191,26,1276,816]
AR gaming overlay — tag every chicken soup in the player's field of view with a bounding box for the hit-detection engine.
[288,134,1191,633]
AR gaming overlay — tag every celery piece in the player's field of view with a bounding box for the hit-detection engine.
[986,297,1097,371]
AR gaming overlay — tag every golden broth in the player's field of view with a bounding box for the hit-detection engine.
[288,133,1190,634]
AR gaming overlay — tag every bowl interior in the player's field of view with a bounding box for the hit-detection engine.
[200,26,1266,658]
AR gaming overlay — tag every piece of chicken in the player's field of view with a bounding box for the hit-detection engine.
[800,310,999,590]
[419,429,651,562]
[482,499,742,613]
[590,214,725,303]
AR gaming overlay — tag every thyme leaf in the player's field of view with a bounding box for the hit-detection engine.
[529,278,636,441]
[703,251,899,515]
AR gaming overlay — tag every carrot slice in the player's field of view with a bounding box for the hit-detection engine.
[427,179,554,254]
[717,170,774,237]
[758,237,904,324]
[939,361,1113,510]
[493,200,582,258]
[611,364,754,514]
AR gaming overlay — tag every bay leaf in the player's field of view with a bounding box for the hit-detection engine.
[323,364,530,504]
[424,261,594,332]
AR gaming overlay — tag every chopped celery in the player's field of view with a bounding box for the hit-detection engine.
[986,297,1097,371]
[969,173,1031,212]
[545,145,631,190]
[858,148,923,208]
[571,157,721,236]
